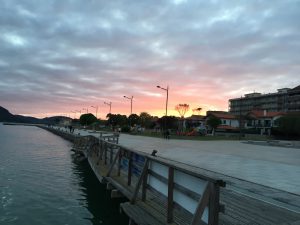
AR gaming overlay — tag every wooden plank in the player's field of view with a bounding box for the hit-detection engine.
[149,156,224,185]
[167,167,174,223]
[220,190,300,225]
[191,182,210,225]
[142,164,148,201]
[105,177,133,199]
[104,142,107,165]
[118,149,122,176]
[148,169,201,200]
[128,152,133,186]
[208,183,220,225]
[131,159,149,204]
[145,185,194,225]
[120,202,165,225]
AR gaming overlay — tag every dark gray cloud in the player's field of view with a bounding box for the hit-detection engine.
[0,0,299,117]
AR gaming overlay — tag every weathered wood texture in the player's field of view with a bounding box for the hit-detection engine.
[70,134,223,225]
[40,126,300,225]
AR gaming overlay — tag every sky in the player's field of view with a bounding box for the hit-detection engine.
[0,0,300,119]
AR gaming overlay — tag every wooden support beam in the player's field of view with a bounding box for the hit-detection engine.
[131,159,149,204]
[191,182,210,225]
[167,167,174,223]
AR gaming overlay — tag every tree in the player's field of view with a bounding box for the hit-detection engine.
[80,113,98,126]
[106,114,128,127]
[275,114,300,138]
[157,116,179,130]
[128,114,140,126]
[175,104,190,118]
[175,104,190,132]
[139,112,153,128]
[207,116,221,136]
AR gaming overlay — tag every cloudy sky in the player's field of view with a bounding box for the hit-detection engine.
[0,0,299,118]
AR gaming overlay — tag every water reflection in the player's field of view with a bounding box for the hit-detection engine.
[71,155,129,225]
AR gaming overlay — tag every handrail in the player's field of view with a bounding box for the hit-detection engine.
[45,127,225,225]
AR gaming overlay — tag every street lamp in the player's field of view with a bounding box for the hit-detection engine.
[123,96,133,115]
[91,105,98,118]
[157,85,169,116]
[104,101,112,114]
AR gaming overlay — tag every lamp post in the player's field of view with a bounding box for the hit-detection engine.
[157,85,169,116]
[157,85,169,132]
[123,96,133,115]
[91,105,98,118]
[104,101,112,114]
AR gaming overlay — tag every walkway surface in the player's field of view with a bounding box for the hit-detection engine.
[119,134,300,195]
[64,128,300,212]
[75,129,300,195]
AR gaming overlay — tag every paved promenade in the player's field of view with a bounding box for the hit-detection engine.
[50,126,300,218]
[120,134,300,195]
[73,128,300,196]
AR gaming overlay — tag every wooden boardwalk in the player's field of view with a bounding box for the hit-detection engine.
[41,126,300,225]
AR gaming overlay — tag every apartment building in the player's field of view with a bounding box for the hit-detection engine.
[229,85,300,115]
[287,85,300,112]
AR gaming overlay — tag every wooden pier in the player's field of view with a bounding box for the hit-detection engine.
[41,126,300,225]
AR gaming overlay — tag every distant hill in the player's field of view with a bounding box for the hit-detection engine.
[0,106,16,122]
[0,106,71,124]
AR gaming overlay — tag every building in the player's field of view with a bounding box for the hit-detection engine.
[245,110,285,135]
[206,111,239,131]
[287,85,300,112]
[229,85,300,115]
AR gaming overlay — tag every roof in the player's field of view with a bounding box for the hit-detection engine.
[207,111,237,119]
[291,85,300,91]
[186,115,206,120]
[217,125,238,130]
[248,110,285,118]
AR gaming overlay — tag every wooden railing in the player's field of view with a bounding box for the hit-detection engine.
[72,135,225,225]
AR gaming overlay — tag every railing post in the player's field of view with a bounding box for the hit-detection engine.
[110,145,113,164]
[167,167,174,223]
[128,152,133,186]
[141,159,148,201]
[104,142,107,165]
[131,159,149,204]
[118,149,122,176]
[191,182,210,225]
[208,183,220,225]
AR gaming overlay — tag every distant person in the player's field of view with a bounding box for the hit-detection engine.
[164,129,170,139]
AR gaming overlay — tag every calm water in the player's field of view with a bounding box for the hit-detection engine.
[0,124,128,225]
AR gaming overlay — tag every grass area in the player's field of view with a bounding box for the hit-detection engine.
[130,131,272,141]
